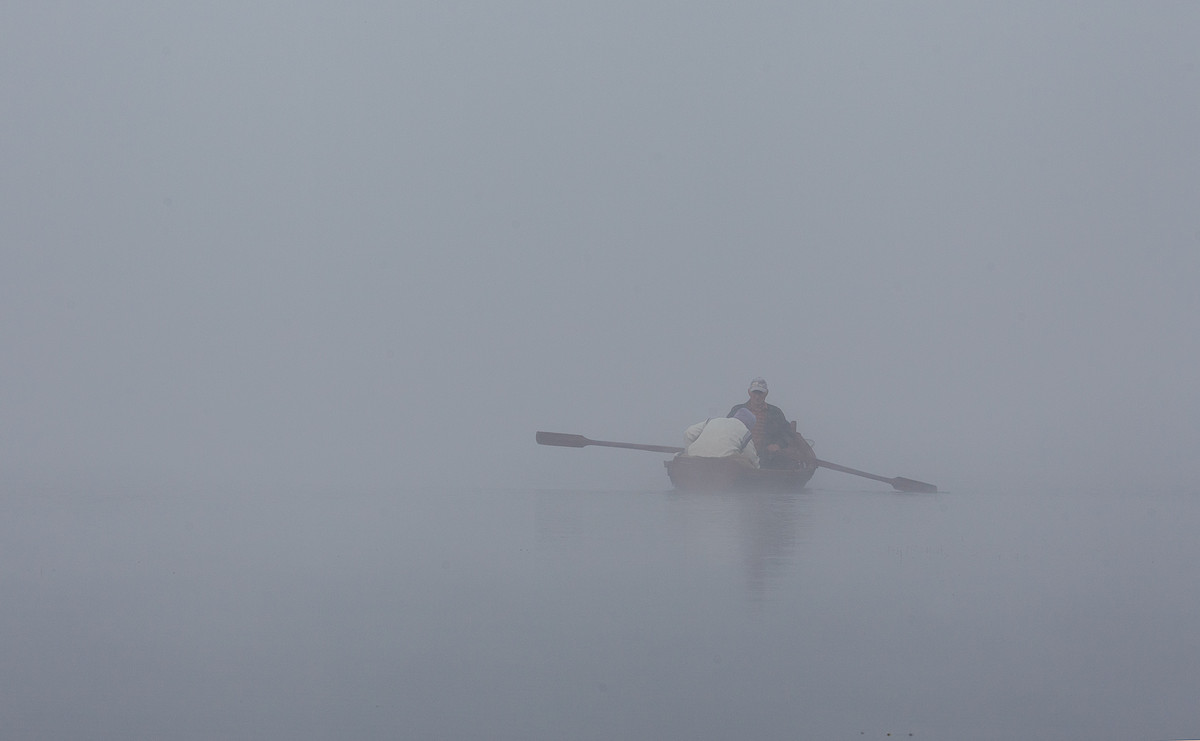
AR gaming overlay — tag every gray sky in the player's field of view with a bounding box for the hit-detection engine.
[3,2,1198,495]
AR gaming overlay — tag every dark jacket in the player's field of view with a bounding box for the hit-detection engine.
[728,402,792,450]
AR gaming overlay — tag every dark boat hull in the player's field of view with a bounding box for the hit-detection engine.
[664,455,816,492]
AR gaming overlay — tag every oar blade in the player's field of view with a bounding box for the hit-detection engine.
[891,477,938,493]
[536,431,591,448]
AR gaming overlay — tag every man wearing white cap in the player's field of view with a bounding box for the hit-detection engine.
[728,377,804,469]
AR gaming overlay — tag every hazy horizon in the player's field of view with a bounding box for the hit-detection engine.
[4,3,1198,496]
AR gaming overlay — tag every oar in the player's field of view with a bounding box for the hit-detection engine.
[536,431,684,455]
[815,459,938,493]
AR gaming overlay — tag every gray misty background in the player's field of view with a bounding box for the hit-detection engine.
[3,3,1198,496]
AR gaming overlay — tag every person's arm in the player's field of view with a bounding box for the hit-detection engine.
[743,439,759,467]
[767,407,792,448]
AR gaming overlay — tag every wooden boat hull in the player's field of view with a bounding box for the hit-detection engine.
[664,455,817,492]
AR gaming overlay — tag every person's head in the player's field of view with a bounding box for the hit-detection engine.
[732,407,757,430]
[747,377,768,405]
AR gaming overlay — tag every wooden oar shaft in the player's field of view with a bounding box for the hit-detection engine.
[589,439,685,454]
[815,459,937,493]
[814,459,893,485]
[536,431,683,455]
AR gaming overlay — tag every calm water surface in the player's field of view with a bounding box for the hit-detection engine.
[2,484,1197,740]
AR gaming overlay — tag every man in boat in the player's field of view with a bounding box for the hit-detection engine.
[728,377,814,470]
[682,407,760,467]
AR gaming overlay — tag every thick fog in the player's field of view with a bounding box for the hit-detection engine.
[3,3,1198,496]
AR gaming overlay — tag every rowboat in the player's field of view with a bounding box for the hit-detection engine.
[534,428,820,493]
[665,420,818,492]
[534,429,936,493]
[664,455,817,492]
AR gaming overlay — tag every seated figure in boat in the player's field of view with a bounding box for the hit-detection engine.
[728,377,815,470]
[682,407,759,467]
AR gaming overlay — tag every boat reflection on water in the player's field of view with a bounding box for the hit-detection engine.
[663,488,812,599]
[533,487,812,599]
